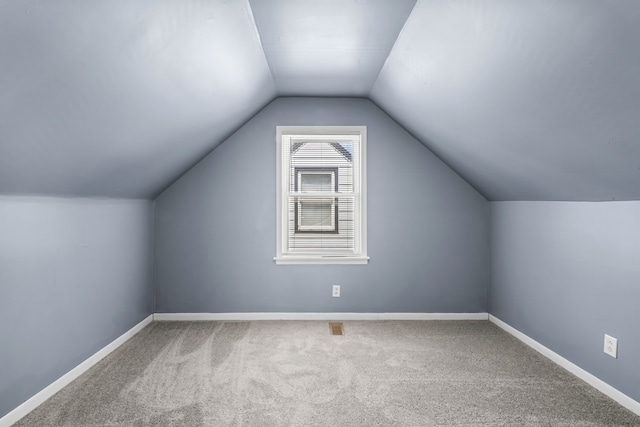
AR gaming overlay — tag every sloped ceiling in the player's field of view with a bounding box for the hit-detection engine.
[372,0,640,201]
[0,0,276,198]
[1,0,639,201]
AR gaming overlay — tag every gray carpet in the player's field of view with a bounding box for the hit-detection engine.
[14,321,640,426]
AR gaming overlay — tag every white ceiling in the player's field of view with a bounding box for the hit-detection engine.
[371,0,640,201]
[250,0,415,96]
[0,0,276,198]
[1,0,639,200]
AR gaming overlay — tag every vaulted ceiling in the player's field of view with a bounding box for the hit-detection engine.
[1,0,639,201]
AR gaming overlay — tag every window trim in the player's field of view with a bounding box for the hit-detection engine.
[275,126,368,265]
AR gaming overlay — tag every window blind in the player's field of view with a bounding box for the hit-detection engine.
[276,127,367,264]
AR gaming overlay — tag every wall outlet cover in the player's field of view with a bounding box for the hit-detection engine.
[604,334,618,358]
[332,285,341,297]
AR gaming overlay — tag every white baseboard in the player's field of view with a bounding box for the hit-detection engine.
[153,312,489,321]
[0,315,153,427]
[489,314,640,417]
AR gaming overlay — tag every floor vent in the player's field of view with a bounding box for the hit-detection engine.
[329,322,344,336]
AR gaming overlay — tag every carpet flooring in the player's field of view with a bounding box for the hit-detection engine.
[14,321,640,426]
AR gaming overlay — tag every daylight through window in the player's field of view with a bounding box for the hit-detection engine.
[275,126,368,264]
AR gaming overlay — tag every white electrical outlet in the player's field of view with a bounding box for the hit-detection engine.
[332,285,341,297]
[604,334,618,358]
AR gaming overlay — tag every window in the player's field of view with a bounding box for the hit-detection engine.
[275,126,368,264]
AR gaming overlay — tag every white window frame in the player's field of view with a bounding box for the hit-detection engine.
[275,126,368,265]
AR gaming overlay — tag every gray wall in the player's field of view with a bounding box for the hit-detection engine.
[154,97,489,313]
[490,201,640,402]
[0,196,154,419]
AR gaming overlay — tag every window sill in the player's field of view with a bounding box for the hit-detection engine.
[274,256,369,265]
